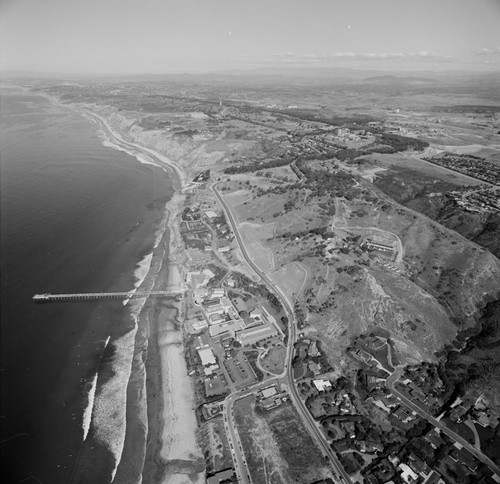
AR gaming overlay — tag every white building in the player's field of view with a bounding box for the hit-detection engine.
[313,379,332,392]
[236,324,279,346]
[198,347,216,366]
[192,319,208,331]
[212,288,225,298]
[261,386,278,399]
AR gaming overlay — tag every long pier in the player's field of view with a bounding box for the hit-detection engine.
[33,291,179,303]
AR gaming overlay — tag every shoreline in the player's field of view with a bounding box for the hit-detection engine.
[83,106,205,482]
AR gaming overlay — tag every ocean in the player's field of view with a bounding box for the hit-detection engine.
[0,85,173,483]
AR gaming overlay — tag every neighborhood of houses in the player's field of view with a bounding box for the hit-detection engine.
[180,187,499,484]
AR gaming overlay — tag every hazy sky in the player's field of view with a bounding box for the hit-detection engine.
[1,0,500,74]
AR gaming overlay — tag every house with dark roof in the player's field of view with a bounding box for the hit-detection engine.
[449,448,479,472]
[424,429,445,449]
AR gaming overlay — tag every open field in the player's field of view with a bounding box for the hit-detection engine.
[259,345,287,374]
[269,262,308,301]
[36,73,500,481]
[234,397,332,484]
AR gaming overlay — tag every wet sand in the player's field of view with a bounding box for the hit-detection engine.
[84,109,205,483]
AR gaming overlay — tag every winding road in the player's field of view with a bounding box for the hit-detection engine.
[212,182,352,484]
[331,197,404,264]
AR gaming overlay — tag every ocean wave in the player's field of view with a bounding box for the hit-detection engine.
[97,128,166,172]
[153,205,169,249]
[92,328,137,482]
[82,336,110,441]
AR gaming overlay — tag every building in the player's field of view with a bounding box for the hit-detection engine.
[205,305,225,317]
[250,306,277,326]
[235,324,279,346]
[424,429,445,449]
[365,240,395,253]
[313,379,332,392]
[399,463,418,483]
[206,468,236,484]
[261,386,278,399]
[192,319,209,332]
[204,210,219,220]
[189,111,208,119]
[393,405,416,423]
[195,334,210,349]
[198,347,217,366]
[423,470,445,484]
[209,319,245,339]
[450,447,479,472]
[212,288,225,298]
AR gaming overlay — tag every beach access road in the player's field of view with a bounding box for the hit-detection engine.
[223,393,252,484]
[212,182,352,484]
[386,368,500,477]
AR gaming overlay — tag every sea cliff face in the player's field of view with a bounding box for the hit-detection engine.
[94,107,225,178]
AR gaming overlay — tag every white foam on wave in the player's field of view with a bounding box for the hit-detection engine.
[153,205,170,249]
[81,110,172,480]
[91,327,138,482]
[82,336,110,441]
[88,252,155,480]
[97,128,165,172]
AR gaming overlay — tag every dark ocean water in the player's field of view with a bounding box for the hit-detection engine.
[0,86,172,483]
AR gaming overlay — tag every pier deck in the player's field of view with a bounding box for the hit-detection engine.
[33,291,179,303]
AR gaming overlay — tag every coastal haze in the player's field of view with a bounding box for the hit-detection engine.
[1,1,500,484]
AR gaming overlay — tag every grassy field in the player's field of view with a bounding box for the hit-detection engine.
[270,262,308,301]
[260,345,287,374]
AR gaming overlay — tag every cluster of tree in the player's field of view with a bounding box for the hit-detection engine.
[256,284,282,312]
[279,226,332,240]
[377,133,429,152]
[244,350,264,381]
[266,107,377,127]
[296,161,356,198]
[224,156,294,174]
[436,299,500,402]
[193,169,210,182]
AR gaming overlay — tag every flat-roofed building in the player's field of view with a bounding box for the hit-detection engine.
[207,468,236,484]
[313,379,332,392]
[209,319,245,339]
[192,319,208,332]
[195,334,210,350]
[197,347,216,366]
[211,288,225,298]
[260,306,277,326]
[219,296,233,310]
[204,210,219,220]
[209,313,225,325]
[236,324,279,346]
[205,305,225,317]
[261,386,278,399]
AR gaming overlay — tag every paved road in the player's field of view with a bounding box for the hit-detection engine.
[212,182,351,483]
[386,368,500,477]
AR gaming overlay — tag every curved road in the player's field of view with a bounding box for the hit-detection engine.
[331,197,404,264]
[212,182,351,483]
[386,368,500,476]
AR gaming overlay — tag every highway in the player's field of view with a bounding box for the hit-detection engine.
[212,182,351,483]
[386,368,500,477]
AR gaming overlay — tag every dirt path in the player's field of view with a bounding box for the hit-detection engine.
[331,197,404,264]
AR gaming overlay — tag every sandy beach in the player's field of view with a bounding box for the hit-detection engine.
[80,107,205,482]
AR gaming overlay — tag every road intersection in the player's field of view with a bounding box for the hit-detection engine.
[212,182,352,483]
